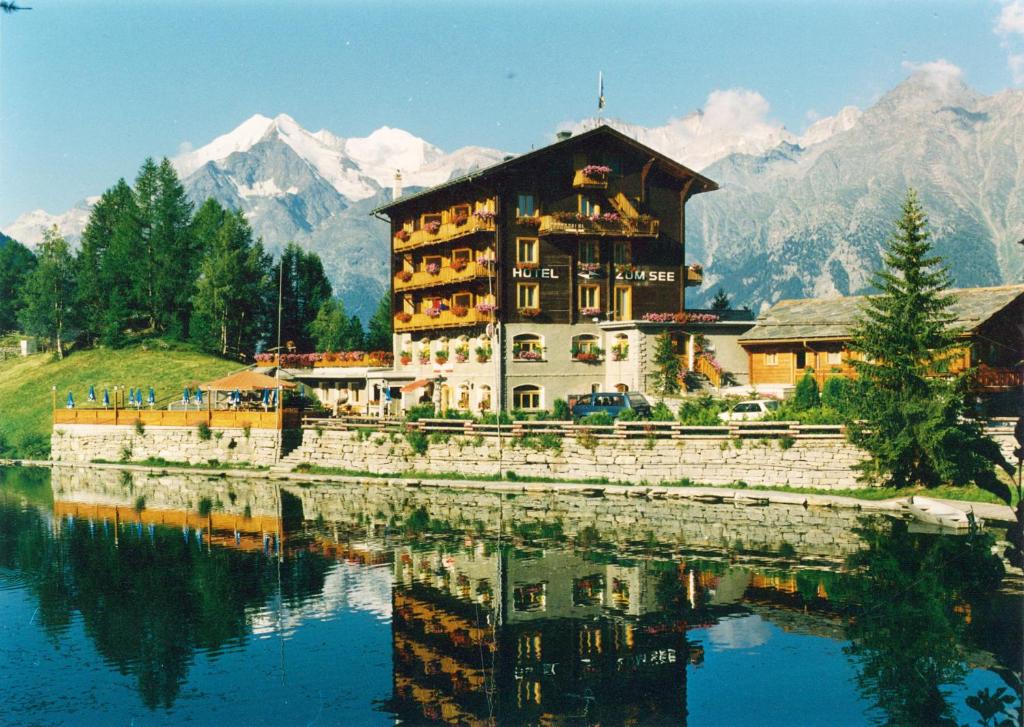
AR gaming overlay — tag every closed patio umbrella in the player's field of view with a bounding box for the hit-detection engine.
[147,387,155,406]
[102,389,110,407]
[88,386,96,403]
[182,387,191,405]
[66,391,74,408]
[128,389,136,406]
[195,388,204,405]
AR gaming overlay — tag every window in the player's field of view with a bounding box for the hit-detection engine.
[572,334,601,353]
[516,237,539,265]
[614,242,631,265]
[795,351,807,369]
[578,284,600,311]
[421,213,442,228]
[827,351,842,365]
[513,385,542,411]
[573,574,605,606]
[579,240,599,264]
[423,255,442,273]
[513,333,544,360]
[516,283,539,310]
[477,385,492,412]
[451,204,470,220]
[452,248,471,263]
[517,193,536,217]
[578,196,598,217]
[452,292,473,309]
[613,285,632,321]
[765,353,778,366]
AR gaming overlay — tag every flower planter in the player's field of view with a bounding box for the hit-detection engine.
[424,221,441,235]
[397,270,413,282]
[452,306,468,317]
[518,308,541,318]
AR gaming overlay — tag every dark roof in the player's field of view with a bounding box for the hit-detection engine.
[738,285,1024,343]
[372,124,718,216]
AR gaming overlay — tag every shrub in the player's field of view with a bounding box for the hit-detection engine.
[405,430,428,455]
[428,432,450,445]
[616,408,639,422]
[196,421,212,441]
[134,419,145,435]
[197,496,213,517]
[779,435,796,450]
[404,403,436,421]
[120,445,132,463]
[479,411,513,425]
[16,433,51,460]
[793,369,820,410]
[242,424,251,439]
[651,402,674,421]
[575,430,599,451]
[552,398,571,420]
[580,411,614,426]
[677,395,734,425]
[821,376,858,414]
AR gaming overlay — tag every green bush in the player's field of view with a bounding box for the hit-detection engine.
[405,430,428,455]
[134,418,145,435]
[615,408,639,422]
[793,369,820,410]
[404,403,436,421]
[580,411,614,426]
[196,421,212,441]
[552,399,571,420]
[441,409,475,420]
[821,376,858,414]
[677,395,734,425]
[479,411,513,425]
[651,402,674,421]
[15,433,51,460]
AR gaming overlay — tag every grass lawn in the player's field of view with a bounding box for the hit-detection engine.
[0,341,240,458]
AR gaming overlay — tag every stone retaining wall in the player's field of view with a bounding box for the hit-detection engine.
[51,423,281,466]
[286,429,866,489]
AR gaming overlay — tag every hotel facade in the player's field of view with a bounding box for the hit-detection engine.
[372,125,717,413]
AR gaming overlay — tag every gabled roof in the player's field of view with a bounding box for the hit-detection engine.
[200,370,296,391]
[738,285,1024,343]
[372,124,718,216]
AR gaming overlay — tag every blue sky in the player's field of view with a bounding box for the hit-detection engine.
[1,0,1019,224]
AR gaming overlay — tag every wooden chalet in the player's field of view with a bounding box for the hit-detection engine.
[372,124,717,412]
[738,285,1024,399]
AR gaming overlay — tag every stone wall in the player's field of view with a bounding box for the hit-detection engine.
[285,428,866,489]
[51,423,282,466]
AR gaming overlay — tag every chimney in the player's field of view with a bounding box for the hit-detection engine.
[556,130,572,141]
[392,170,403,200]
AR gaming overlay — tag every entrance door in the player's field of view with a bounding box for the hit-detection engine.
[795,351,806,370]
[613,285,632,321]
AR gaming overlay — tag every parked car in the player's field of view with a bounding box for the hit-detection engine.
[572,392,652,419]
[717,399,780,422]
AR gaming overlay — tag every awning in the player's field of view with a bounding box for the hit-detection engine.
[400,378,432,394]
[200,370,297,391]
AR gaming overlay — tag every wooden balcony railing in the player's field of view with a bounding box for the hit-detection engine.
[394,261,496,292]
[694,354,723,388]
[53,407,301,429]
[394,217,496,252]
[537,214,659,238]
[975,364,1023,390]
[685,265,704,287]
[572,169,609,189]
[394,308,490,332]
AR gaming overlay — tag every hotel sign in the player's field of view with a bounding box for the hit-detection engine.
[513,267,561,279]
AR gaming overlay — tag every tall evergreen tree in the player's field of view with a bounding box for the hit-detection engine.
[190,211,272,357]
[133,158,161,330]
[365,289,393,351]
[274,243,332,351]
[651,332,681,395]
[847,190,1012,493]
[0,238,36,333]
[346,314,365,351]
[151,158,196,338]
[18,227,77,359]
[710,287,731,311]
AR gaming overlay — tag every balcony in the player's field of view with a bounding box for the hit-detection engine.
[685,265,703,287]
[975,364,1023,390]
[538,214,659,239]
[572,168,609,189]
[394,261,496,292]
[394,216,496,252]
[394,308,491,332]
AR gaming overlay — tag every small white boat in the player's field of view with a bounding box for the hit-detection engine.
[906,496,983,530]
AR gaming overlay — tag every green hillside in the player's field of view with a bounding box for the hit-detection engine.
[0,342,240,459]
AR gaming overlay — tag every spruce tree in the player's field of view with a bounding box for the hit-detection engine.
[0,238,36,333]
[651,331,681,395]
[848,190,1012,493]
[152,158,196,338]
[18,227,77,359]
[308,298,348,351]
[793,369,820,410]
[276,242,332,351]
[133,158,161,330]
[365,289,393,351]
[710,287,731,311]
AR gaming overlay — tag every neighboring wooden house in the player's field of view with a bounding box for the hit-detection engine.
[738,285,1024,395]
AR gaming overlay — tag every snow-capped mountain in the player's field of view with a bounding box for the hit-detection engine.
[5,71,1021,318]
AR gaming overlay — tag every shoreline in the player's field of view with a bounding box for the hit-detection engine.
[5,457,1017,525]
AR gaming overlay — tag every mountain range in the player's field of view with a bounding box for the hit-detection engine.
[5,71,1022,315]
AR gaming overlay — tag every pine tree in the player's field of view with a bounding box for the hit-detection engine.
[651,331,681,395]
[793,369,820,410]
[133,158,161,330]
[18,227,77,359]
[0,238,36,333]
[848,190,1012,493]
[710,287,731,311]
[365,289,393,351]
[151,158,196,338]
[346,314,365,351]
[308,298,348,351]
[275,242,332,351]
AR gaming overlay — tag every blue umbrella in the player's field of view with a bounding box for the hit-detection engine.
[195,388,204,405]
[182,387,191,405]
[88,386,96,403]
[66,391,75,408]
[147,387,155,406]
[130,388,138,406]
[261,388,270,406]
[136,388,143,408]
[102,388,110,407]
[270,389,278,407]
[233,389,241,406]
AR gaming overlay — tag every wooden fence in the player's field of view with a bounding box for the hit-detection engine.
[300,415,849,441]
[54,407,301,430]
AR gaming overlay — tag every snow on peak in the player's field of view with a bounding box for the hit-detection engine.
[173,114,276,178]
[798,106,862,147]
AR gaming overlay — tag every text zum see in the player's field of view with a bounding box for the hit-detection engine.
[616,269,676,282]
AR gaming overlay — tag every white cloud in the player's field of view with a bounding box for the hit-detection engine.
[996,0,1024,36]
[995,1,1024,84]
[900,59,965,92]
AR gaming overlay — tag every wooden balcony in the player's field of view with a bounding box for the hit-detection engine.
[975,364,1023,390]
[573,169,609,189]
[394,308,490,332]
[537,214,659,238]
[394,217,496,252]
[685,265,703,287]
[53,407,300,429]
[394,261,496,292]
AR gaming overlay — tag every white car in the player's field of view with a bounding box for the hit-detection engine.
[717,399,780,422]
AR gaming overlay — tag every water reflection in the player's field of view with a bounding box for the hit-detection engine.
[0,466,1020,725]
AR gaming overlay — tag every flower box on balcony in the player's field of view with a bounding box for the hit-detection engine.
[425,307,442,318]
[435,352,449,364]
[578,262,601,274]
[424,221,441,235]
[426,263,441,275]
[453,213,469,226]
[397,270,413,282]
[579,307,602,317]
[516,216,540,227]
[476,302,496,314]
[475,345,492,363]
[612,343,629,361]
[518,308,541,318]
[451,258,468,272]
[513,349,544,362]
[418,352,431,364]
[395,229,410,242]
[571,345,604,363]
[451,305,468,317]
[473,210,496,222]
[400,352,412,365]
[396,312,413,323]
[454,344,469,363]
[515,262,539,271]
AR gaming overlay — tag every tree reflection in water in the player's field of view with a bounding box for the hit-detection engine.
[0,498,330,710]
[838,519,1013,726]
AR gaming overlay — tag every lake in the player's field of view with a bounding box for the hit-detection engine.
[1,465,1020,726]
